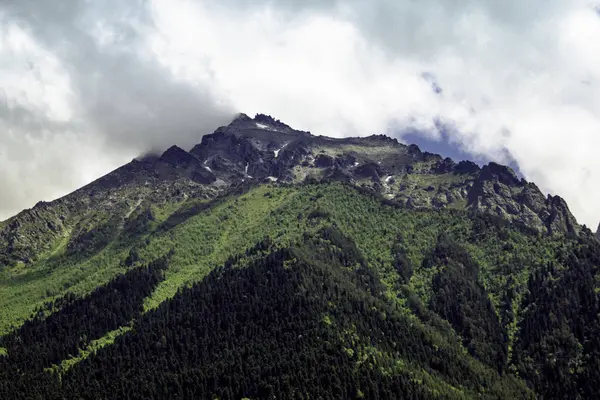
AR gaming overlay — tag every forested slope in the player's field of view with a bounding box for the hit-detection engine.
[1,182,600,399]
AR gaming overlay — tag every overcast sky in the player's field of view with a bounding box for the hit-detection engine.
[1,1,599,228]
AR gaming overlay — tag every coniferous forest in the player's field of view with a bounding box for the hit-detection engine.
[2,181,600,399]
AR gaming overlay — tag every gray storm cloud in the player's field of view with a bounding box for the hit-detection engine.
[1,0,599,229]
[0,0,234,219]
[2,0,234,148]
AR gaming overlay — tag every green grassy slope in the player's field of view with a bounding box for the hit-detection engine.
[0,183,550,331]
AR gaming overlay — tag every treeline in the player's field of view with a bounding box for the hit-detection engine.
[421,229,600,398]
[0,255,170,398]
[2,181,600,398]
[1,231,529,399]
[56,233,526,399]
[512,237,600,399]
[426,233,507,374]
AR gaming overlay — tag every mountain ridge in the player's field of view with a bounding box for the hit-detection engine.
[0,113,587,266]
[1,116,600,398]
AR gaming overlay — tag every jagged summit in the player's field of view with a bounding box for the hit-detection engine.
[3,114,600,400]
[0,113,587,264]
[227,113,308,136]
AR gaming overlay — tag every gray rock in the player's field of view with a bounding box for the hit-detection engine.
[0,113,584,264]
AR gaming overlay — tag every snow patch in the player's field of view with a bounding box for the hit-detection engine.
[204,165,212,172]
[245,163,249,174]
[354,161,359,167]
[382,175,393,194]
[256,122,269,129]
[267,176,278,182]
[274,143,288,159]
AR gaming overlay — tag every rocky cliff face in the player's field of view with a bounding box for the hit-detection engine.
[467,164,579,234]
[0,113,583,265]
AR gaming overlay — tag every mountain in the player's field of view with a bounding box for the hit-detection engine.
[0,113,583,266]
[1,114,600,399]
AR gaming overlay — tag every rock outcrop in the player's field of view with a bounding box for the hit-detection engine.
[0,113,583,265]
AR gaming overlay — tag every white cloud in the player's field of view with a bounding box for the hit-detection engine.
[0,1,233,219]
[0,23,72,121]
[1,0,599,228]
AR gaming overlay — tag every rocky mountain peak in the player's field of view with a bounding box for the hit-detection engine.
[545,195,578,235]
[253,113,295,131]
[407,144,422,156]
[160,145,197,167]
[454,160,480,174]
[479,162,522,186]
[0,113,585,265]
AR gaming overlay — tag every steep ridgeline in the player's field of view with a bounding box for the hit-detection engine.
[192,113,580,236]
[0,113,583,266]
[0,145,218,265]
[1,114,600,399]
